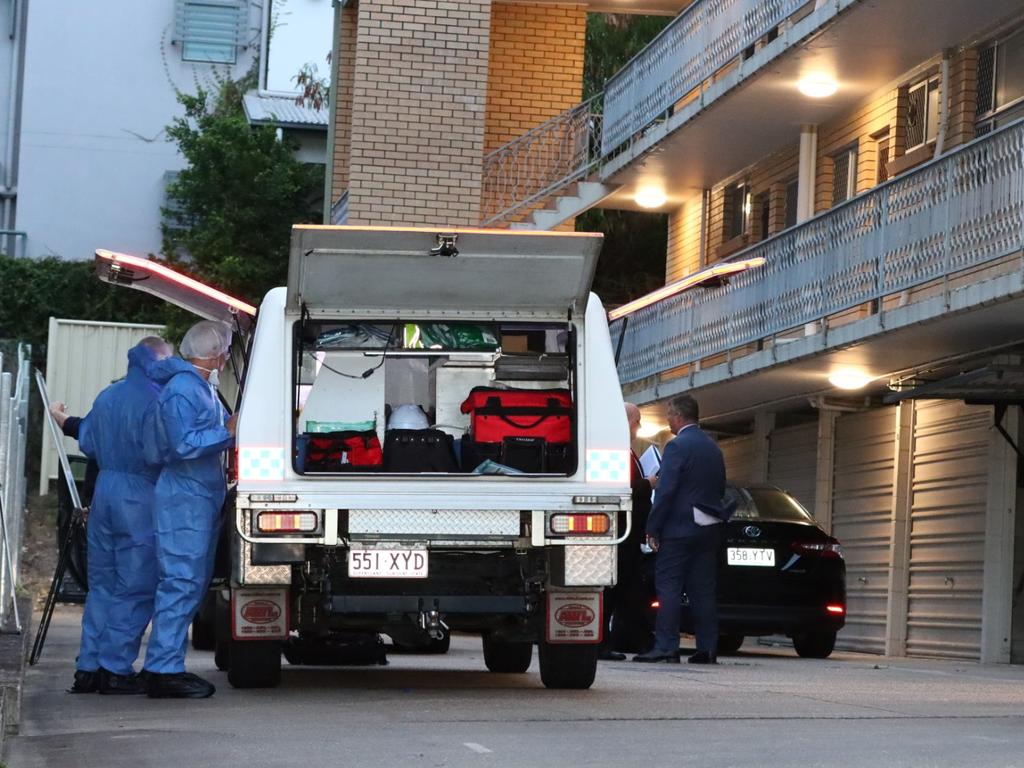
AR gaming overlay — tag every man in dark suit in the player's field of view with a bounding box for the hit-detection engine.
[599,403,654,660]
[634,394,729,665]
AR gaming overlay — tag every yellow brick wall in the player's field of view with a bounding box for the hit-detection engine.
[666,198,703,282]
[484,2,586,153]
[346,0,492,227]
[330,4,358,208]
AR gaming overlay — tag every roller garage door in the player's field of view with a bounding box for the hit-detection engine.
[905,400,989,660]
[767,421,818,514]
[720,435,758,485]
[831,408,896,654]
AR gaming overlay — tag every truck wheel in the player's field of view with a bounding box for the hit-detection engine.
[482,634,532,673]
[538,642,598,689]
[191,592,217,651]
[214,640,230,671]
[793,630,836,659]
[717,634,745,655]
[227,640,282,688]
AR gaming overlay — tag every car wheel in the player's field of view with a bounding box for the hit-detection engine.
[717,634,744,655]
[793,630,836,659]
[482,634,532,673]
[227,640,283,688]
[538,641,598,690]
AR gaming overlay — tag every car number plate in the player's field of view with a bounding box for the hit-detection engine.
[727,547,775,567]
[348,548,428,579]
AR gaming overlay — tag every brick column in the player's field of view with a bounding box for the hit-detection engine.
[330,3,358,210]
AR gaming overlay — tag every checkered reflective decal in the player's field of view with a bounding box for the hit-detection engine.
[585,449,630,484]
[239,446,286,482]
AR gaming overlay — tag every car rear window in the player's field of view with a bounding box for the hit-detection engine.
[727,487,814,523]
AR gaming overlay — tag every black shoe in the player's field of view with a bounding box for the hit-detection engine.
[68,669,100,694]
[633,650,681,664]
[98,668,146,695]
[145,671,216,699]
[687,651,717,665]
[598,650,627,661]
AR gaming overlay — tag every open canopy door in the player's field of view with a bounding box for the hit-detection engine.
[285,226,603,319]
[94,249,257,333]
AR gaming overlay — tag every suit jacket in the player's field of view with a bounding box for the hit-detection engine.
[645,426,728,540]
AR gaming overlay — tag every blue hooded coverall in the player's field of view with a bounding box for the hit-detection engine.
[76,343,162,676]
[143,357,233,674]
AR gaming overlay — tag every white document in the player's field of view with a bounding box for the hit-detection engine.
[639,444,662,477]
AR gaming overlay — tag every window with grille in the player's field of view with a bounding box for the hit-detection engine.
[175,0,246,64]
[906,76,939,150]
[977,27,1024,134]
[724,183,749,240]
[831,148,857,206]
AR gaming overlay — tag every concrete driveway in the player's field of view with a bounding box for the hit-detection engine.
[8,606,1024,768]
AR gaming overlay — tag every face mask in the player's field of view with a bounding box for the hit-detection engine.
[207,368,220,389]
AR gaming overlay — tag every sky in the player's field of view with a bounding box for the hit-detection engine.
[265,0,334,93]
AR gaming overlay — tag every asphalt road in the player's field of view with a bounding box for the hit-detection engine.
[9,606,1024,768]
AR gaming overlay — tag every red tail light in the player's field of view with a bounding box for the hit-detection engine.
[826,604,845,615]
[792,538,844,559]
[650,600,661,609]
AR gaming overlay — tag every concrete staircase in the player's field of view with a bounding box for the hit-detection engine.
[509,180,620,231]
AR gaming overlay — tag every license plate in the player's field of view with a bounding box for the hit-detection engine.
[348,548,428,578]
[727,547,775,567]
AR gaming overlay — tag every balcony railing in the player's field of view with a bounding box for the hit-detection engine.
[612,120,1024,385]
[602,0,808,158]
[481,94,603,227]
[0,231,27,259]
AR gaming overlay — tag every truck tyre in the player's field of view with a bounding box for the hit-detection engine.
[214,640,230,671]
[393,629,451,655]
[538,642,598,690]
[191,592,217,651]
[793,630,836,659]
[227,640,282,688]
[482,634,532,673]
[717,634,745,655]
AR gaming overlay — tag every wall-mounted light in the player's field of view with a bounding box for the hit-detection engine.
[798,75,838,99]
[635,186,667,209]
[828,367,873,390]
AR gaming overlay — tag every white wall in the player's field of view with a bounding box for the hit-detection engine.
[16,1,260,260]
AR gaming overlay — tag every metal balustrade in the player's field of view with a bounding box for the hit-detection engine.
[602,0,807,157]
[481,94,603,227]
[0,344,30,629]
[0,230,27,259]
[612,120,1024,385]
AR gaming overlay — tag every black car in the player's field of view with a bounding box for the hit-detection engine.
[632,485,847,658]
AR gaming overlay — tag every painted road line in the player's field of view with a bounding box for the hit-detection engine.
[463,742,493,754]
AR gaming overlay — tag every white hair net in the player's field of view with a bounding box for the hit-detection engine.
[179,320,232,360]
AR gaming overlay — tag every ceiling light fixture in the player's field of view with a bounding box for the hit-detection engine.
[635,187,667,209]
[798,75,838,99]
[828,368,873,390]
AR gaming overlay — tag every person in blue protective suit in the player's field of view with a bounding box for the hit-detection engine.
[51,336,173,694]
[143,320,237,699]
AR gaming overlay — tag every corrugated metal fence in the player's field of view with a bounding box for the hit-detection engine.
[0,344,31,629]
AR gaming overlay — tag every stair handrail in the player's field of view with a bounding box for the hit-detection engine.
[481,93,604,227]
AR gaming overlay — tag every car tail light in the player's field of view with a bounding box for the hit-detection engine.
[792,538,844,559]
[256,511,319,533]
[650,600,661,609]
[549,513,611,535]
[826,604,845,615]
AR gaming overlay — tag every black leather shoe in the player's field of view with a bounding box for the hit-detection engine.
[633,650,681,664]
[98,669,146,695]
[598,650,627,661]
[145,672,216,699]
[68,670,100,694]
[687,651,717,665]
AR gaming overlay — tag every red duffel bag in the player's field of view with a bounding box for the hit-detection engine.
[460,387,573,444]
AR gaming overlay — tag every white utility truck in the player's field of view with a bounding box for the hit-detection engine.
[96,226,631,690]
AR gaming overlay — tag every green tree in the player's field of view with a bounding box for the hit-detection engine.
[579,13,672,305]
[162,75,323,304]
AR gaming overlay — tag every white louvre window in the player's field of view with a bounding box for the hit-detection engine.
[175,0,246,64]
[831,148,857,206]
[906,76,940,151]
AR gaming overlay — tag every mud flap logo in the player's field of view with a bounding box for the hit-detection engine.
[232,588,288,641]
[546,592,602,644]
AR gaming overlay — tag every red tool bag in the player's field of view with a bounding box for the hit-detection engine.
[305,431,383,471]
[460,387,573,444]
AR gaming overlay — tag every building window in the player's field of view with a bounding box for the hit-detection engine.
[784,178,799,229]
[724,182,749,240]
[831,147,857,206]
[175,0,245,64]
[876,135,890,184]
[906,76,940,150]
[977,27,1024,135]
